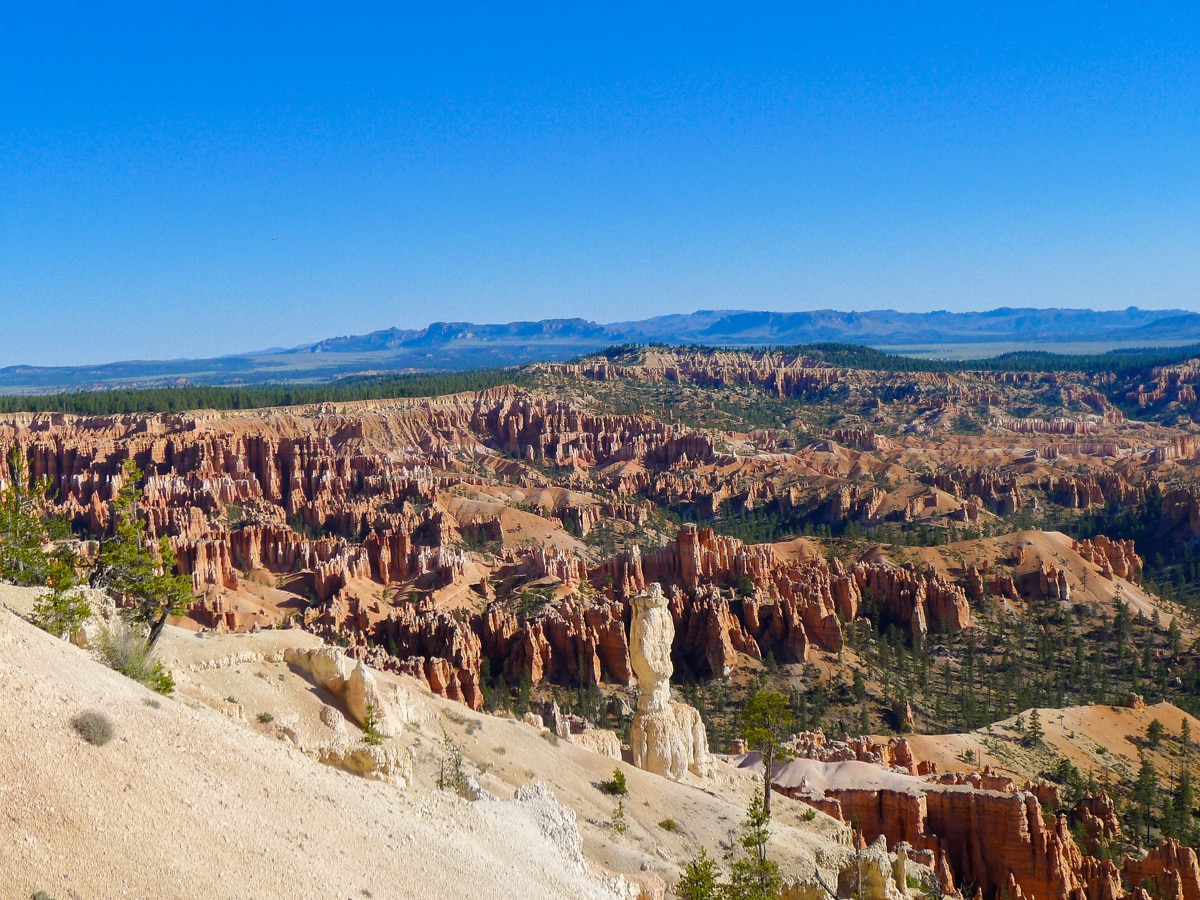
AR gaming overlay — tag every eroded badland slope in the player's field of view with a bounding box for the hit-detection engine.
[9,347,1200,897]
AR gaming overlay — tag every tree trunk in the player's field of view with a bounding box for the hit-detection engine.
[148,608,169,650]
[764,743,773,817]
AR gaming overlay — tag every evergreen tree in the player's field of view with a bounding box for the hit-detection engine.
[0,448,57,585]
[742,690,795,817]
[0,448,86,635]
[677,847,720,900]
[90,459,193,649]
[1026,709,1044,746]
[1166,771,1194,842]
[1114,601,1132,660]
[362,704,383,745]
[515,667,533,716]
[724,790,782,900]
[1133,757,1159,845]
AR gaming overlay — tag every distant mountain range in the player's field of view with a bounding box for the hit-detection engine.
[5,306,1200,394]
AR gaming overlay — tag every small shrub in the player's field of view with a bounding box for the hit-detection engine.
[33,891,58,900]
[96,622,174,694]
[541,729,559,746]
[601,767,628,795]
[31,588,91,638]
[147,668,175,695]
[611,798,627,835]
[677,847,719,900]
[73,711,115,746]
[363,704,383,745]
[141,697,161,709]
[257,712,274,724]
[437,730,466,792]
[802,807,817,821]
[659,818,679,832]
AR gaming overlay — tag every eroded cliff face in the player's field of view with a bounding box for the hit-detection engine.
[0,390,1156,711]
[755,738,1200,900]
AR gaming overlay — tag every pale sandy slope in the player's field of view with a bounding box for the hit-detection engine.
[0,605,631,900]
[0,584,853,899]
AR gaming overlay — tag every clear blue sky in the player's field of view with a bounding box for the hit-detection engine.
[2,3,1199,366]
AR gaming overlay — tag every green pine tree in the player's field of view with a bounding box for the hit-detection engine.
[676,847,720,900]
[1166,770,1193,841]
[724,790,783,900]
[1147,719,1164,749]
[0,448,86,635]
[90,459,193,649]
[0,448,59,586]
[742,690,795,817]
[362,703,383,745]
[1133,757,1159,846]
[1026,709,1044,746]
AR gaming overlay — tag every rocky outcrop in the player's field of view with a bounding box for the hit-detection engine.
[280,518,985,706]
[368,601,484,710]
[1073,536,1143,582]
[801,783,1116,900]
[629,584,710,780]
[822,428,890,453]
[785,731,921,775]
[1072,793,1121,855]
[1125,840,1200,900]
[1127,358,1200,415]
[500,595,631,686]
[315,738,414,784]
[851,562,971,644]
[766,749,1200,900]
[283,646,401,736]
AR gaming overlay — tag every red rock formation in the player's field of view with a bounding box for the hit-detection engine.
[1125,841,1200,900]
[822,427,891,452]
[370,600,484,709]
[673,585,760,677]
[1072,794,1121,856]
[852,562,971,643]
[1073,536,1143,583]
[825,787,1093,900]
[778,763,1197,900]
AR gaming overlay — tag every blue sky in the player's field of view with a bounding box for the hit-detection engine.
[1,3,1199,366]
